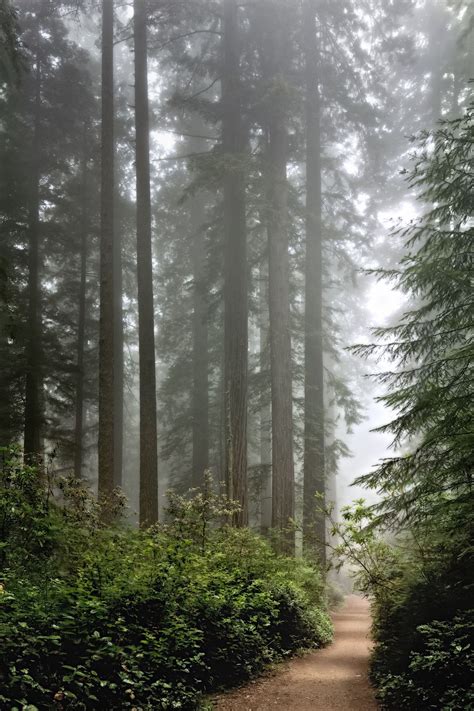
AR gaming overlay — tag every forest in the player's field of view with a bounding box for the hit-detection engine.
[0,0,472,709]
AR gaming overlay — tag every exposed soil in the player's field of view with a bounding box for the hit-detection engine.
[212,595,378,710]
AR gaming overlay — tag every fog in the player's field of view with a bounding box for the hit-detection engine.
[1,0,472,540]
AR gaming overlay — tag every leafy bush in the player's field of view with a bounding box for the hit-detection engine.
[337,104,474,710]
[0,458,332,710]
[328,500,473,711]
[374,610,474,711]
[370,567,474,711]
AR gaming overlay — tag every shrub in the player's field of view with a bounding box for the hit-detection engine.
[0,459,332,710]
[328,498,473,711]
[373,609,474,710]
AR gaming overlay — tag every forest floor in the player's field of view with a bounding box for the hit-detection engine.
[212,595,378,710]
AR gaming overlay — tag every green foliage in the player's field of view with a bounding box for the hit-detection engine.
[374,614,474,710]
[328,500,406,603]
[338,105,474,710]
[0,454,332,710]
[328,499,473,710]
[369,566,473,711]
[351,102,474,531]
[0,0,22,87]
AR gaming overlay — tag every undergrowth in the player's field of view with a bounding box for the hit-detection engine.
[0,449,332,710]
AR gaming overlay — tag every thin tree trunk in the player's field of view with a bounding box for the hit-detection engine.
[259,266,272,532]
[325,397,338,550]
[222,0,248,525]
[134,0,158,526]
[98,0,116,503]
[191,196,209,488]
[73,129,89,480]
[113,177,123,488]
[303,0,326,563]
[113,247,123,488]
[24,50,42,462]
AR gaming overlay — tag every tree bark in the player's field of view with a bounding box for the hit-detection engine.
[24,49,42,462]
[303,0,326,563]
[222,0,248,525]
[325,397,338,551]
[267,117,295,548]
[259,266,272,532]
[73,128,89,480]
[134,0,158,526]
[191,196,209,488]
[113,242,123,488]
[98,0,116,503]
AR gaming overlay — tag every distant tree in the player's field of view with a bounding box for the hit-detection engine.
[73,125,91,480]
[258,1,295,546]
[134,0,158,526]
[188,140,210,488]
[23,33,42,461]
[302,0,325,562]
[0,0,22,86]
[98,0,116,502]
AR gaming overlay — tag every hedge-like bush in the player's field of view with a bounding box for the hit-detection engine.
[0,454,332,710]
[369,558,473,711]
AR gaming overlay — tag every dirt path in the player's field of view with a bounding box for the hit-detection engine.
[213,595,378,710]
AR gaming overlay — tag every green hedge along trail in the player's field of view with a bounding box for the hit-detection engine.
[213,595,377,710]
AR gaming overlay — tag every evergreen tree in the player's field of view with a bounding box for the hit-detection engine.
[0,0,22,86]
[0,0,97,459]
[98,0,116,502]
[259,2,295,544]
[302,0,325,560]
[134,0,158,526]
[222,0,248,525]
[352,102,474,534]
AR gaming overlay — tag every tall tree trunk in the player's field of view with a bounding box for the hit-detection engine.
[73,129,89,479]
[303,0,326,563]
[259,265,272,532]
[267,115,295,548]
[24,50,42,462]
[256,1,295,549]
[113,250,123,488]
[222,0,248,525]
[134,0,158,526]
[191,196,209,488]
[325,397,338,551]
[98,0,116,503]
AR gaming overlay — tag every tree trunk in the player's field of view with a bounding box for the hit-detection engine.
[303,0,326,563]
[267,115,295,549]
[134,0,158,526]
[325,396,338,551]
[191,196,209,488]
[259,266,272,532]
[24,50,42,462]
[113,253,123,488]
[73,129,89,480]
[222,0,248,525]
[98,0,116,503]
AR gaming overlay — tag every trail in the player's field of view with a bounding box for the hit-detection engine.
[213,595,378,710]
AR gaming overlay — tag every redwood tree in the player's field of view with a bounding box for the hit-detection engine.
[24,46,42,461]
[73,127,89,480]
[134,0,159,526]
[222,0,248,525]
[302,0,326,562]
[191,194,209,488]
[264,4,295,548]
[98,0,116,503]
